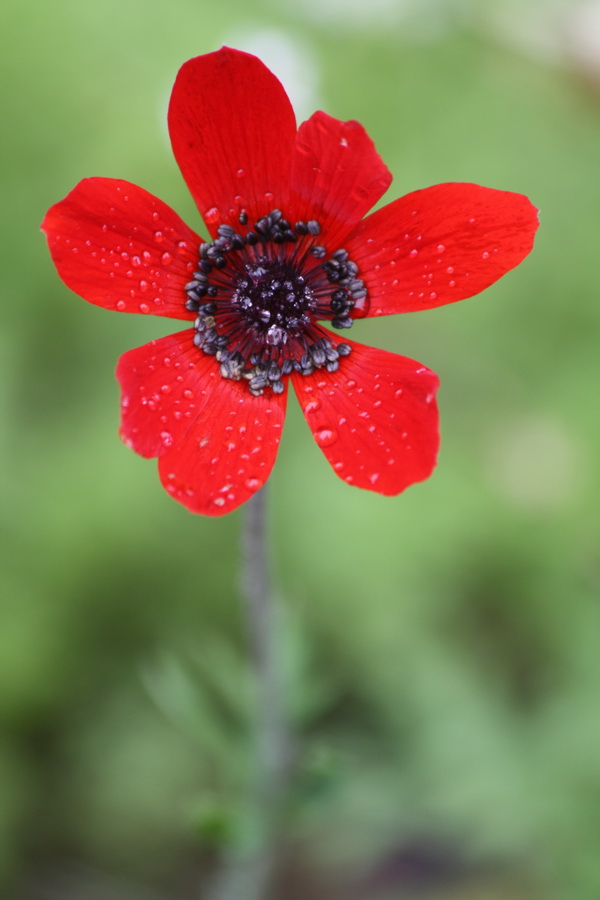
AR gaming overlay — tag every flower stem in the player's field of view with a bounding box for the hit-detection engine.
[207,485,291,900]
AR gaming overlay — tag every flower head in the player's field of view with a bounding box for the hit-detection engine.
[42,48,538,515]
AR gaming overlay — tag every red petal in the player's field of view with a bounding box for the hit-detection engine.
[158,372,288,516]
[168,47,297,235]
[290,111,392,246]
[293,337,439,495]
[42,178,199,319]
[345,183,539,315]
[116,330,217,458]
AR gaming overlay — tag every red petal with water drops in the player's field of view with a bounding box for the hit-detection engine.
[290,111,392,247]
[42,178,199,319]
[157,374,288,516]
[168,47,297,236]
[293,338,439,495]
[345,182,539,315]
[116,330,218,459]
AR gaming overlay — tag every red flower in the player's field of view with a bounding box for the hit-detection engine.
[42,48,538,516]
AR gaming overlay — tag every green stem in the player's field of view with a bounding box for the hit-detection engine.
[207,485,291,900]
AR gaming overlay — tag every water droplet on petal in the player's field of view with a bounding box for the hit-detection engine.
[154,231,164,243]
[245,477,263,491]
[305,399,321,414]
[314,428,338,447]
[160,431,173,447]
[161,251,172,264]
[482,251,490,259]
[139,303,150,313]
[116,300,126,311]
[369,473,380,485]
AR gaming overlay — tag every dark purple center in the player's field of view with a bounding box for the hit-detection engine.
[185,209,366,395]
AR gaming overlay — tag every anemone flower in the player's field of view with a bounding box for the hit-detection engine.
[43,47,538,515]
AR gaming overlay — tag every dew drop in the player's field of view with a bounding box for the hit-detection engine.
[161,251,173,264]
[314,427,338,447]
[116,300,126,311]
[213,497,225,507]
[369,473,380,485]
[160,431,173,447]
[245,477,263,491]
[305,399,321,414]
[154,231,164,243]
[482,251,490,259]
[436,243,445,252]
[139,303,150,313]
[409,249,418,258]
[446,266,454,274]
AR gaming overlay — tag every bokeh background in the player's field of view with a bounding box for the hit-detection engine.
[3,0,600,897]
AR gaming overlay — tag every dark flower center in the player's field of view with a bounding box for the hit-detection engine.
[185,209,367,395]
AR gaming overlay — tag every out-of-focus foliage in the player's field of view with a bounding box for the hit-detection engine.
[2,0,599,898]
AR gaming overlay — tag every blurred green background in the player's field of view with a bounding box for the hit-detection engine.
[2,0,600,897]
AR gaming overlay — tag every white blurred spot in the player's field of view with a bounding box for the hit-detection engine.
[486,414,587,512]
[480,0,600,79]
[280,0,462,40]
[220,27,321,119]
[565,1,600,83]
